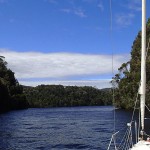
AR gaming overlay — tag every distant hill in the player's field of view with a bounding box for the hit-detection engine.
[23,84,112,108]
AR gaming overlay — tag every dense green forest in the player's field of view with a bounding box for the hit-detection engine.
[0,55,112,112]
[0,56,28,113]
[23,85,112,107]
[113,18,150,109]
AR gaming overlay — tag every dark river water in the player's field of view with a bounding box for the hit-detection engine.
[0,106,139,150]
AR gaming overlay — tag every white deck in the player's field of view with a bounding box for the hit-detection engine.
[131,141,150,150]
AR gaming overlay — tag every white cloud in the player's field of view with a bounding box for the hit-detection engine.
[74,8,87,18]
[20,79,112,89]
[0,49,130,88]
[116,13,135,27]
[61,8,71,13]
[82,0,104,12]
[97,2,104,11]
[119,0,141,11]
[114,0,141,28]
[61,8,87,18]
[82,0,94,3]
[47,0,58,4]
[127,0,141,11]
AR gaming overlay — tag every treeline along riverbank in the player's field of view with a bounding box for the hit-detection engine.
[23,85,112,108]
[0,56,112,113]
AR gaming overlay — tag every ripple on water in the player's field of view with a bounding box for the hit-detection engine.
[0,106,133,150]
[51,143,93,149]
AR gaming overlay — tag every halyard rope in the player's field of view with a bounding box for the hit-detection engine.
[109,0,116,135]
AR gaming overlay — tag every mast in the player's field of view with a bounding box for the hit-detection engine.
[140,0,146,132]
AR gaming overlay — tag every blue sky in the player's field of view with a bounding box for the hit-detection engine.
[0,0,150,88]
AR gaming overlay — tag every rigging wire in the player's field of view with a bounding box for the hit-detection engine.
[145,104,150,112]
[131,83,140,122]
[109,0,116,134]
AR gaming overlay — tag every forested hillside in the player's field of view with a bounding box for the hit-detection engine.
[0,55,112,112]
[0,56,28,113]
[113,18,150,109]
[23,85,112,107]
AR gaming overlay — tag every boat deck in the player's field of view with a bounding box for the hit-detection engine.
[131,141,150,150]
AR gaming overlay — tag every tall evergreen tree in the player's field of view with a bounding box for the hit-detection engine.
[0,56,28,113]
[113,18,150,109]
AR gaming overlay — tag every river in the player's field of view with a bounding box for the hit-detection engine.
[0,106,139,150]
